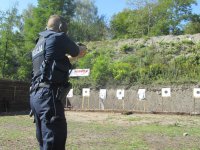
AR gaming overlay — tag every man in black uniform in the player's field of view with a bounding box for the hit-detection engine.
[30,15,86,150]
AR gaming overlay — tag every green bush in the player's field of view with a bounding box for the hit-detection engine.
[110,62,133,83]
[119,44,133,53]
[91,55,111,86]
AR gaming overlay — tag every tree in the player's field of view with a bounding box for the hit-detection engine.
[0,6,24,79]
[184,14,200,34]
[23,0,76,50]
[110,9,132,38]
[162,0,196,35]
[68,0,108,41]
[111,0,197,38]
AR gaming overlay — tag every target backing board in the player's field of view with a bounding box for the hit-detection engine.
[162,88,171,97]
[82,88,90,97]
[99,89,107,100]
[116,89,124,100]
[193,88,200,98]
[138,89,146,100]
[67,89,73,98]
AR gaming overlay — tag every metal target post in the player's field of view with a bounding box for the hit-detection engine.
[82,88,90,110]
[161,88,171,112]
[116,89,125,110]
[82,95,90,109]
[193,98,195,113]
[137,89,146,112]
[99,89,106,110]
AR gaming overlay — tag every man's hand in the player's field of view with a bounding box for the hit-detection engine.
[67,43,87,61]
[78,47,87,58]
[77,43,87,58]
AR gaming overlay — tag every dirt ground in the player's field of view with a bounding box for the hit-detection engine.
[66,111,200,127]
[66,111,200,150]
[0,111,200,150]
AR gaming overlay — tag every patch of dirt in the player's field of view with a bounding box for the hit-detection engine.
[144,134,200,150]
[66,111,200,149]
[66,111,200,127]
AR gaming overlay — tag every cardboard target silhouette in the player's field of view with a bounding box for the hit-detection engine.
[193,88,200,113]
[67,89,73,98]
[82,88,90,109]
[116,89,124,100]
[162,88,171,97]
[116,89,125,109]
[82,88,90,97]
[193,88,200,98]
[99,89,107,100]
[138,89,146,100]
[99,89,106,110]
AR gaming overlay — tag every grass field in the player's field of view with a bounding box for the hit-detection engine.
[0,111,200,150]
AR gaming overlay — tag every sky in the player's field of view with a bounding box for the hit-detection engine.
[0,0,199,22]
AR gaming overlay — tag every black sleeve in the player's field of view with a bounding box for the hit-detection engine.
[58,33,80,57]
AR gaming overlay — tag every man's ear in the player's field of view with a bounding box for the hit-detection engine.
[59,23,63,32]
[58,21,67,33]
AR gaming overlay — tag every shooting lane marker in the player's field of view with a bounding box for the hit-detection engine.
[161,88,171,112]
[116,89,125,110]
[82,88,90,109]
[193,88,200,114]
[99,89,107,110]
[137,89,147,112]
[69,69,90,77]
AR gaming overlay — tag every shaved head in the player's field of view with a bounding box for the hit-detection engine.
[47,15,67,33]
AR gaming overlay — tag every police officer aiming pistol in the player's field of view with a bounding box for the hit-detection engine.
[30,15,86,150]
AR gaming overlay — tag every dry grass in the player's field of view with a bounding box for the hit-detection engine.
[0,111,200,150]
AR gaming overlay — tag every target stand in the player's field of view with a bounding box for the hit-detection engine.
[161,88,171,112]
[82,88,90,109]
[116,89,125,110]
[193,88,200,114]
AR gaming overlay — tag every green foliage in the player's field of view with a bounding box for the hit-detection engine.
[23,0,76,45]
[184,14,200,34]
[91,55,111,86]
[68,0,108,41]
[119,44,133,53]
[0,0,200,88]
[110,62,133,83]
[110,9,132,38]
[0,6,26,80]
[111,0,196,38]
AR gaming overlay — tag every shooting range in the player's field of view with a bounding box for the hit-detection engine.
[1,81,200,114]
[1,0,200,149]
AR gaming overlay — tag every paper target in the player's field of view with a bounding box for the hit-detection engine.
[193,88,200,98]
[82,88,90,97]
[162,88,171,97]
[99,89,107,100]
[138,89,146,100]
[116,89,124,100]
[67,89,73,98]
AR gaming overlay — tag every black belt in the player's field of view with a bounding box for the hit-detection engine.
[30,82,51,93]
[38,82,51,88]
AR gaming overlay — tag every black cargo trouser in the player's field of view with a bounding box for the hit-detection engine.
[30,87,67,150]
